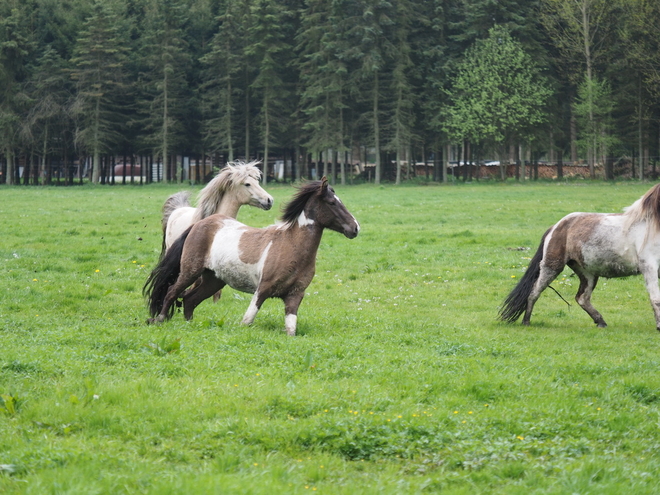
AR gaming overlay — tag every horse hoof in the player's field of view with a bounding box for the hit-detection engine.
[597,322,607,328]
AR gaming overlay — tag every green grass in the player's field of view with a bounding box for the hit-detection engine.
[1,180,660,494]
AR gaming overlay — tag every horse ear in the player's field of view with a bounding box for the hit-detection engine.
[321,176,329,192]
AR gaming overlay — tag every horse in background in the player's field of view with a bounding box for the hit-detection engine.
[144,178,360,336]
[161,160,273,257]
[499,183,660,331]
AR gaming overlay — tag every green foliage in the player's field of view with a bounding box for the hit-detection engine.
[1,0,659,184]
[69,0,130,182]
[574,75,618,158]
[137,0,192,172]
[145,337,182,356]
[2,183,660,492]
[0,393,21,416]
[444,25,551,146]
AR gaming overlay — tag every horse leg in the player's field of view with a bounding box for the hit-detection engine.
[182,271,225,320]
[282,292,305,336]
[639,260,660,331]
[149,270,201,324]
[572,267,606,327]
[522,264,563,325]
[181,278,202,298]
[241,290,267,326]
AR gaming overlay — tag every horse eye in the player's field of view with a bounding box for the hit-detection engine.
[245,183,251,187]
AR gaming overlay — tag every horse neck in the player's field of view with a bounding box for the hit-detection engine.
[192,194,240,222]
[214,196,241,218]
[285,221,324,263]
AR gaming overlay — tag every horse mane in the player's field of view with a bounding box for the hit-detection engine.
[623,183,660,241]
[192,160,262,222]
[280,179,326,227]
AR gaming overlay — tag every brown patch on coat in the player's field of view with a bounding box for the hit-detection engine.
[240,224,321,297]
[238,227,278,265]
[544,213,603,270]
[180,214,226,271]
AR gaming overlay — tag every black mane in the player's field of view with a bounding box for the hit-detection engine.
[280,180,324,225]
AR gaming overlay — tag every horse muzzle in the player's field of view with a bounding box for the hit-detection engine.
[255,197,274,210]
[343,223,360,239]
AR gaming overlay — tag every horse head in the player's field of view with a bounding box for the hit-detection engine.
[225,161,274,211]
[195,160,273,220]
[314,177,360,239]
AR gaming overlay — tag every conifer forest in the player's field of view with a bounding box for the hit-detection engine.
[1,0,659,185]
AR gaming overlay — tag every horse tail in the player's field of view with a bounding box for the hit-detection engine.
[144,225,193,318]
[499,228,550,323]
[160,191,191,258]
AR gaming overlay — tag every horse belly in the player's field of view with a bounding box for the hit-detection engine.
[208,225,268,294]
[582,229,639,278]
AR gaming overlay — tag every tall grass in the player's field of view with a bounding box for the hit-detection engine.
[1,181,660,494]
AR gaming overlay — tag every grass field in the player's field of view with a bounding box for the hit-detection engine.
[2,180,660,494]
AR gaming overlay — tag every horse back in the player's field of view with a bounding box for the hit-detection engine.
[166,206,196,249]
[546,212,640,277]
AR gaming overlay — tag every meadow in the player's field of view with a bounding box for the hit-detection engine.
[1,180,660,494]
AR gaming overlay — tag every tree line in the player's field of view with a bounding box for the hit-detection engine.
[1,0,659,186]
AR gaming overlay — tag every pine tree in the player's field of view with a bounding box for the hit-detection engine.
[138,0,191,182]
[540,0,618,178]
[246,0,292,184]
[23,45,73,184]
[0,5,32,185]
[297,0,352,182]
[200,0,244,162]
[386,0,416,185]
[346,0,395,184]
[70,0,128,183]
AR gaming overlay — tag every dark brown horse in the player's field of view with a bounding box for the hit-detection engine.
[144,178,360,336]
[500,183,660,331]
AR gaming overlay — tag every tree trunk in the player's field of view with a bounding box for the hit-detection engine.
[227,78,234,162]
[444,143,450,183]
[570,107,578,164]
[373,71,381,184]
[638,76,644,180]
[244,65,251,160]
[263,95,269,185]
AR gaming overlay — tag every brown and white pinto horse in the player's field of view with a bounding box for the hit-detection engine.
[161,160,273,256]
[144,178,360,335]
[500,183,660,331]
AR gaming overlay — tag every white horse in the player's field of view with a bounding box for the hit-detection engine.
[161,160,273,256]
[500,183,660,331]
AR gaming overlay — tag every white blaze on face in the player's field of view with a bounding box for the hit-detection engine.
[335,195,360,233]
[208,219,272,293]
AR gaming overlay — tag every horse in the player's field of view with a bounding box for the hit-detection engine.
[499,183,660,331]
[144,178,360,336]
[160,160,273,256]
